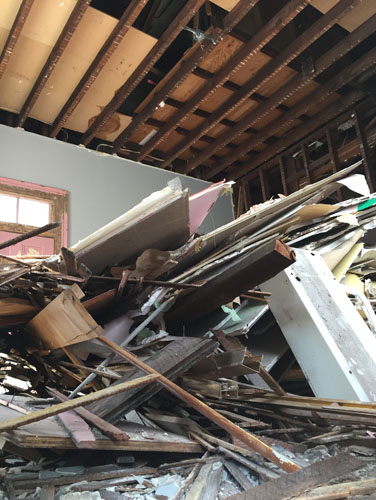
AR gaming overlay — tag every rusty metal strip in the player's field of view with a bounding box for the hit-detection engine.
[17,0,91,127]
[80,0,207,146]
[112,0,259,154]
[159,0,310,169]
[203,9,376,179]
[49,0,150,138]
[228,46,376,181]
[174,0,361,175]
[0,0,35,79]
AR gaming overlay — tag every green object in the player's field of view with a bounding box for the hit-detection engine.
[221,305,242,323]
[358,198,376,211]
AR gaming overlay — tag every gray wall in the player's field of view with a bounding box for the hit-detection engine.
[0,125,233,244]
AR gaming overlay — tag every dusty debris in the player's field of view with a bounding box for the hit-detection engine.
[1,171,376,499]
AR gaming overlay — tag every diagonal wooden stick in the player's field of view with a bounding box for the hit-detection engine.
[0,374,159,432]
[98,336,300,473]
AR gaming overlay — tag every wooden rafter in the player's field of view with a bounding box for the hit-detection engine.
[49,0,150,138]
[80,0,208,146]
[17,0,91,127]
[240,89,368,183]
[238,92,369,185]
[112,0,261,155]
[179,0,362,176]
[158,0,311,170]
[0,0,35,79]
[226,46,376,181]
[204,10,376,179]
[134,0,310,162]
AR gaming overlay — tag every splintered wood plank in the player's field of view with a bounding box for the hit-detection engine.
[225,453,362,500]
[27,283,103,350]
[311,0,376,32]
[0,0,77,112]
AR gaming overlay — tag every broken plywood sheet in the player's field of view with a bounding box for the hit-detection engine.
[0,0,77,113]
[27,284,103,350]
[0,396,202,452]
[70,182,190,274]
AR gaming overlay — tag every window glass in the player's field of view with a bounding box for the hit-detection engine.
[18,198,50,227]
[0,193,17,223]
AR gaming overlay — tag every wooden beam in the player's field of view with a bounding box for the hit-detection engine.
[160,0,310,169]
[176,0,361,175]
[203,7,376,179]
[229,46,376,181]
[0,374,159,432]
[259,168,268,202]
[279,157,288,195]
[354,109,376,192]
[49,0,150,138]
[81,0,207,146]
[134,0,304,162]
[301,142,313,183]
[241,89,366,183]
[0,0,34,79]
[98,335,300,473]
[17,0,91,127]
[113,0,260,155]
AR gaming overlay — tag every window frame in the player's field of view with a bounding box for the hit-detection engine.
[0,177,68,254]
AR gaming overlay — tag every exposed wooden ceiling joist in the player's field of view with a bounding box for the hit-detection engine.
[204,11,376,179]
[111,0,261,155]
[49,0,150,138]
[134,0,310,163]
[242,88,367,183]
[0,0,34,79]
[80,0,208,146]
[175,0,362,175]
[228,47,376,181]
[16,0,91,127]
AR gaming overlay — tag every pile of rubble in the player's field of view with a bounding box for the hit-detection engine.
[0,163,376,499]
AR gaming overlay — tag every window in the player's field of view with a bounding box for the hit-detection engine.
[0,194,50,227]
[0,180,68,255]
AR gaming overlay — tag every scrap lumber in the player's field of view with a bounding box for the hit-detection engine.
[47,387,130,441]
[57,410,96,448]
[27,284,103,350]
[225,453,363,500]
[98,335,300,473]
[167,239,296,326]
[88,337,217,422]
[213,329,285,395]
[185,460,224,500]
[294,478,376,499]
[0,374,159,432]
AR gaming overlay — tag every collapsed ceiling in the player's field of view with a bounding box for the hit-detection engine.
[0,0,375,184]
